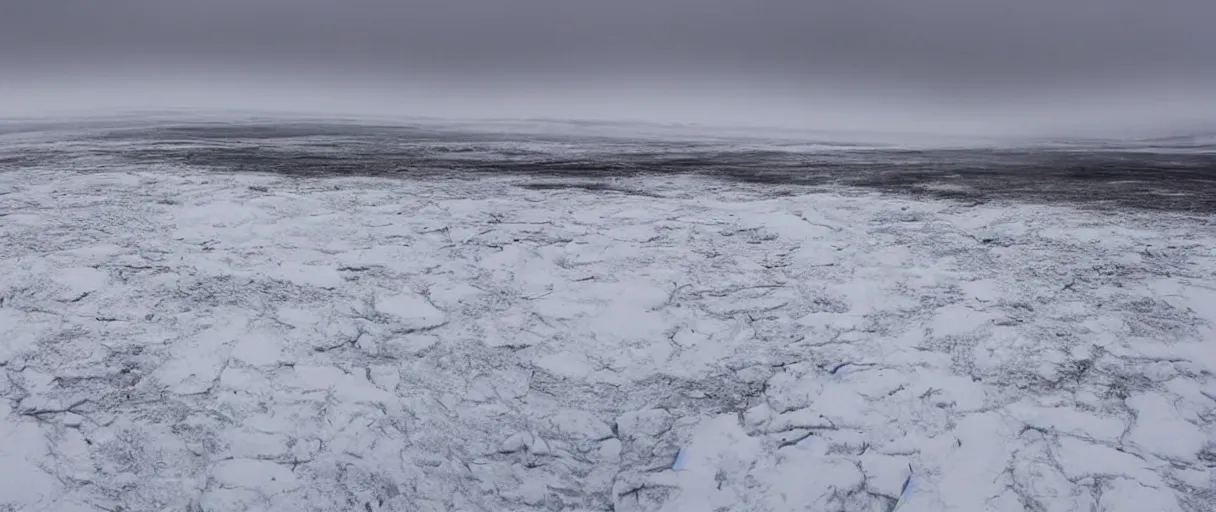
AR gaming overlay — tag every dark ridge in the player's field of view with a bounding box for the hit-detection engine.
[3,121,1215,213]
[515,182,665,197]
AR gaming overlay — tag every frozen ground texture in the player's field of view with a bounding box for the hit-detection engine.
[2,127,1216,511]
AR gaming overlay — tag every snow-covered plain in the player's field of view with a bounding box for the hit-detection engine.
[2,159,1215,511]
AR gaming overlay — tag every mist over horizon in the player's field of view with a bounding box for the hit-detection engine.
[4,76,1215,141]
[3,0,1215,139]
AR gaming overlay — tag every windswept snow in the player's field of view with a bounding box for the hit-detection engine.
[1,167,1214,511]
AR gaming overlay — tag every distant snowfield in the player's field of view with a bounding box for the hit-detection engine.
[1,167,1214,512]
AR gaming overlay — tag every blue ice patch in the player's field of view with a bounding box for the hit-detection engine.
[671,447,689,471]
[898,472,917,505]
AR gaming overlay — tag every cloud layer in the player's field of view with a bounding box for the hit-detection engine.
[3,0,1214,136]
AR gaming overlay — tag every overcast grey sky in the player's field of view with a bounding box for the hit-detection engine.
[2,0,1214,135]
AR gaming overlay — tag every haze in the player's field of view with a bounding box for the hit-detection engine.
[2,0,1214,138]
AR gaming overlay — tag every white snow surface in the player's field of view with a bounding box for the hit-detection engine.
[1,168,1215,512]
